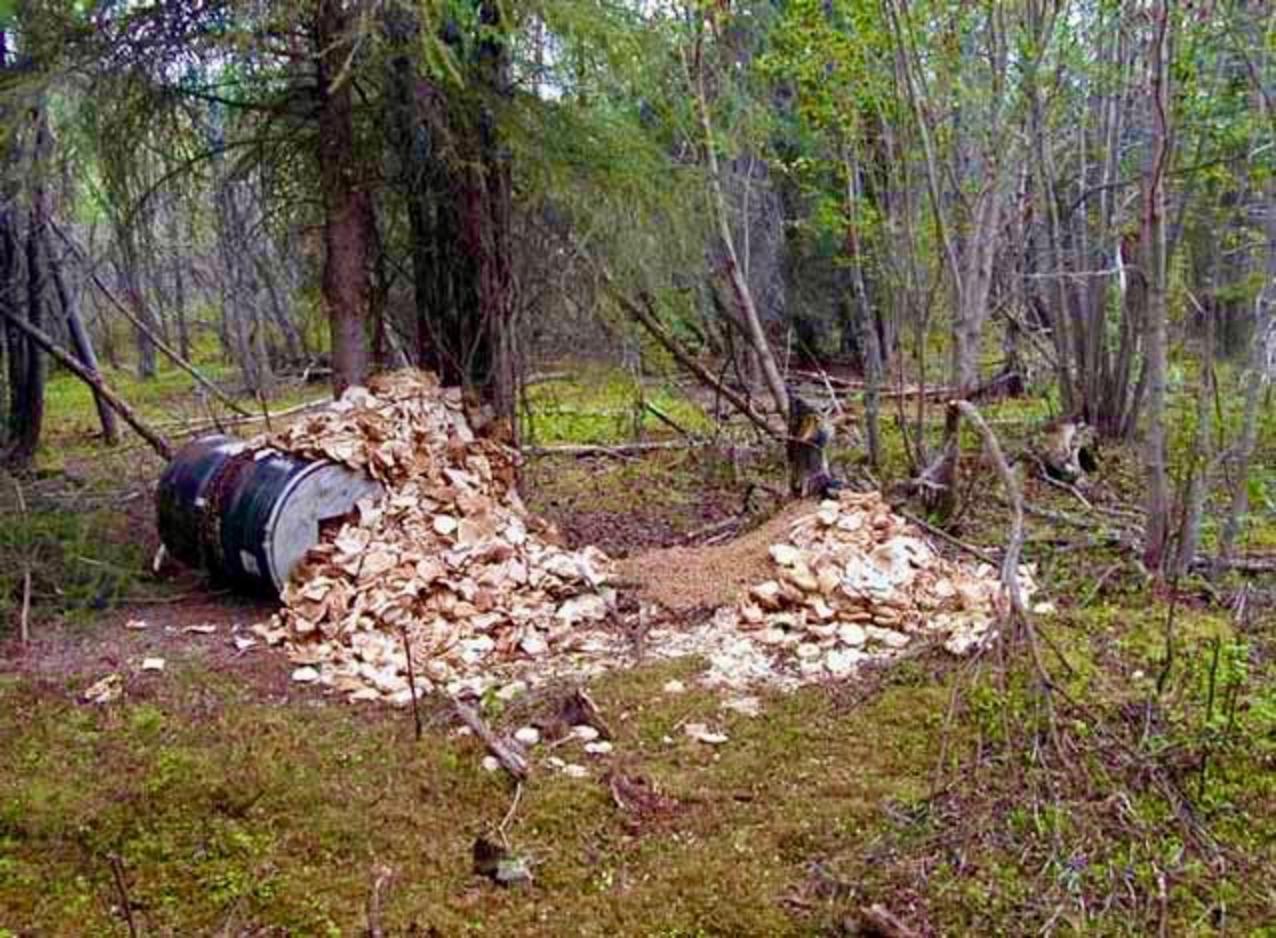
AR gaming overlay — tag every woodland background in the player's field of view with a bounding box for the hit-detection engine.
[1,1,1275,934]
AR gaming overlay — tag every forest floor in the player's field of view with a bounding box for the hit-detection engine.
[1,360,1275,936]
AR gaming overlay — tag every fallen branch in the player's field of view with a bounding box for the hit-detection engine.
[585,252,782,440]
[0,304,173,460]
[952,401,1025,613]
[897,507,998,565]
[682,513,746,545]
[522,440,696,458]
[643,400,695,438]
[452,699,529,780]
[953,399,1066,765]
[526,370,571,385]
[856,903,922,938]
[1192,554,1276,575]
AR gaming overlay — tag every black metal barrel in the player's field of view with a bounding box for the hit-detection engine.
[155,435,382,596]
[155,435,246,570]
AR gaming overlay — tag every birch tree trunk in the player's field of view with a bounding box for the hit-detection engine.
[687,40,788,419]
[1140,0,1173,574]
[1172,304,1214,577]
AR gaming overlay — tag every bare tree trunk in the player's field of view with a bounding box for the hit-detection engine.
[844,146,882,469]
[685,39,788,419]
[1,90,22,446]
[52,222,251,416]
[1215,19,1276,573]
[0,191,14,451]
[253,243,305,366]
[1172,303,1214,577]
[1028,59,1074,412]
[119,232,157,380]
[952,184,1004,395]
[384,5,437,377]
[475,0,517,428]
[0,30,15,448]
[1215,296,1271,572]
[1141,0,1172,574]
[46,229,118,445]
[316,0,373,397]
[7,106,50,469]
[168,209,191,361]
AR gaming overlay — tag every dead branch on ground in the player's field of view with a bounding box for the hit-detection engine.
[581,249,783,441]
[856,903,923,938]
[0,305,174,460]
[952,400,1066,765]
[452,699,529,780]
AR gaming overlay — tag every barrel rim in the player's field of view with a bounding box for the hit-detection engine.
[260,457,333,592]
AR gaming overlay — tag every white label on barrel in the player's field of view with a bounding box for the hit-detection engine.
[240,550,261,576]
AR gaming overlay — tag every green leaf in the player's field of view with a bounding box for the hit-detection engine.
[0,0,14,27]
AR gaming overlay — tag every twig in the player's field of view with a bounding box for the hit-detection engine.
[107,853,139,938]
[366,864,393,938]
[1039,472,1094,510]
[1079,562,1124,608]
[256,390,274,435]
[400,627,422,741]
[13,478,31,644]
[153,397,329,433]
[857,903,922,938]
[498,782,523,849]
[897,508,998,565]
[452,699,528,780]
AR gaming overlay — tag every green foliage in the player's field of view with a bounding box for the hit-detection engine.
[0,501,150,631]
[523,365,713,446]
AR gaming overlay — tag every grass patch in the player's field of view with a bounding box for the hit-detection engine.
[0,659,948,934]
[523,366,715,446]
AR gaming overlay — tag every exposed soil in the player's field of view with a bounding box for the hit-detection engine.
[523,453,750,557]
[0,596,294,703]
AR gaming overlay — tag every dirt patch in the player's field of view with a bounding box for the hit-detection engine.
[523,452,748,556]
[616,499,820,613]
[0,597,292,702]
